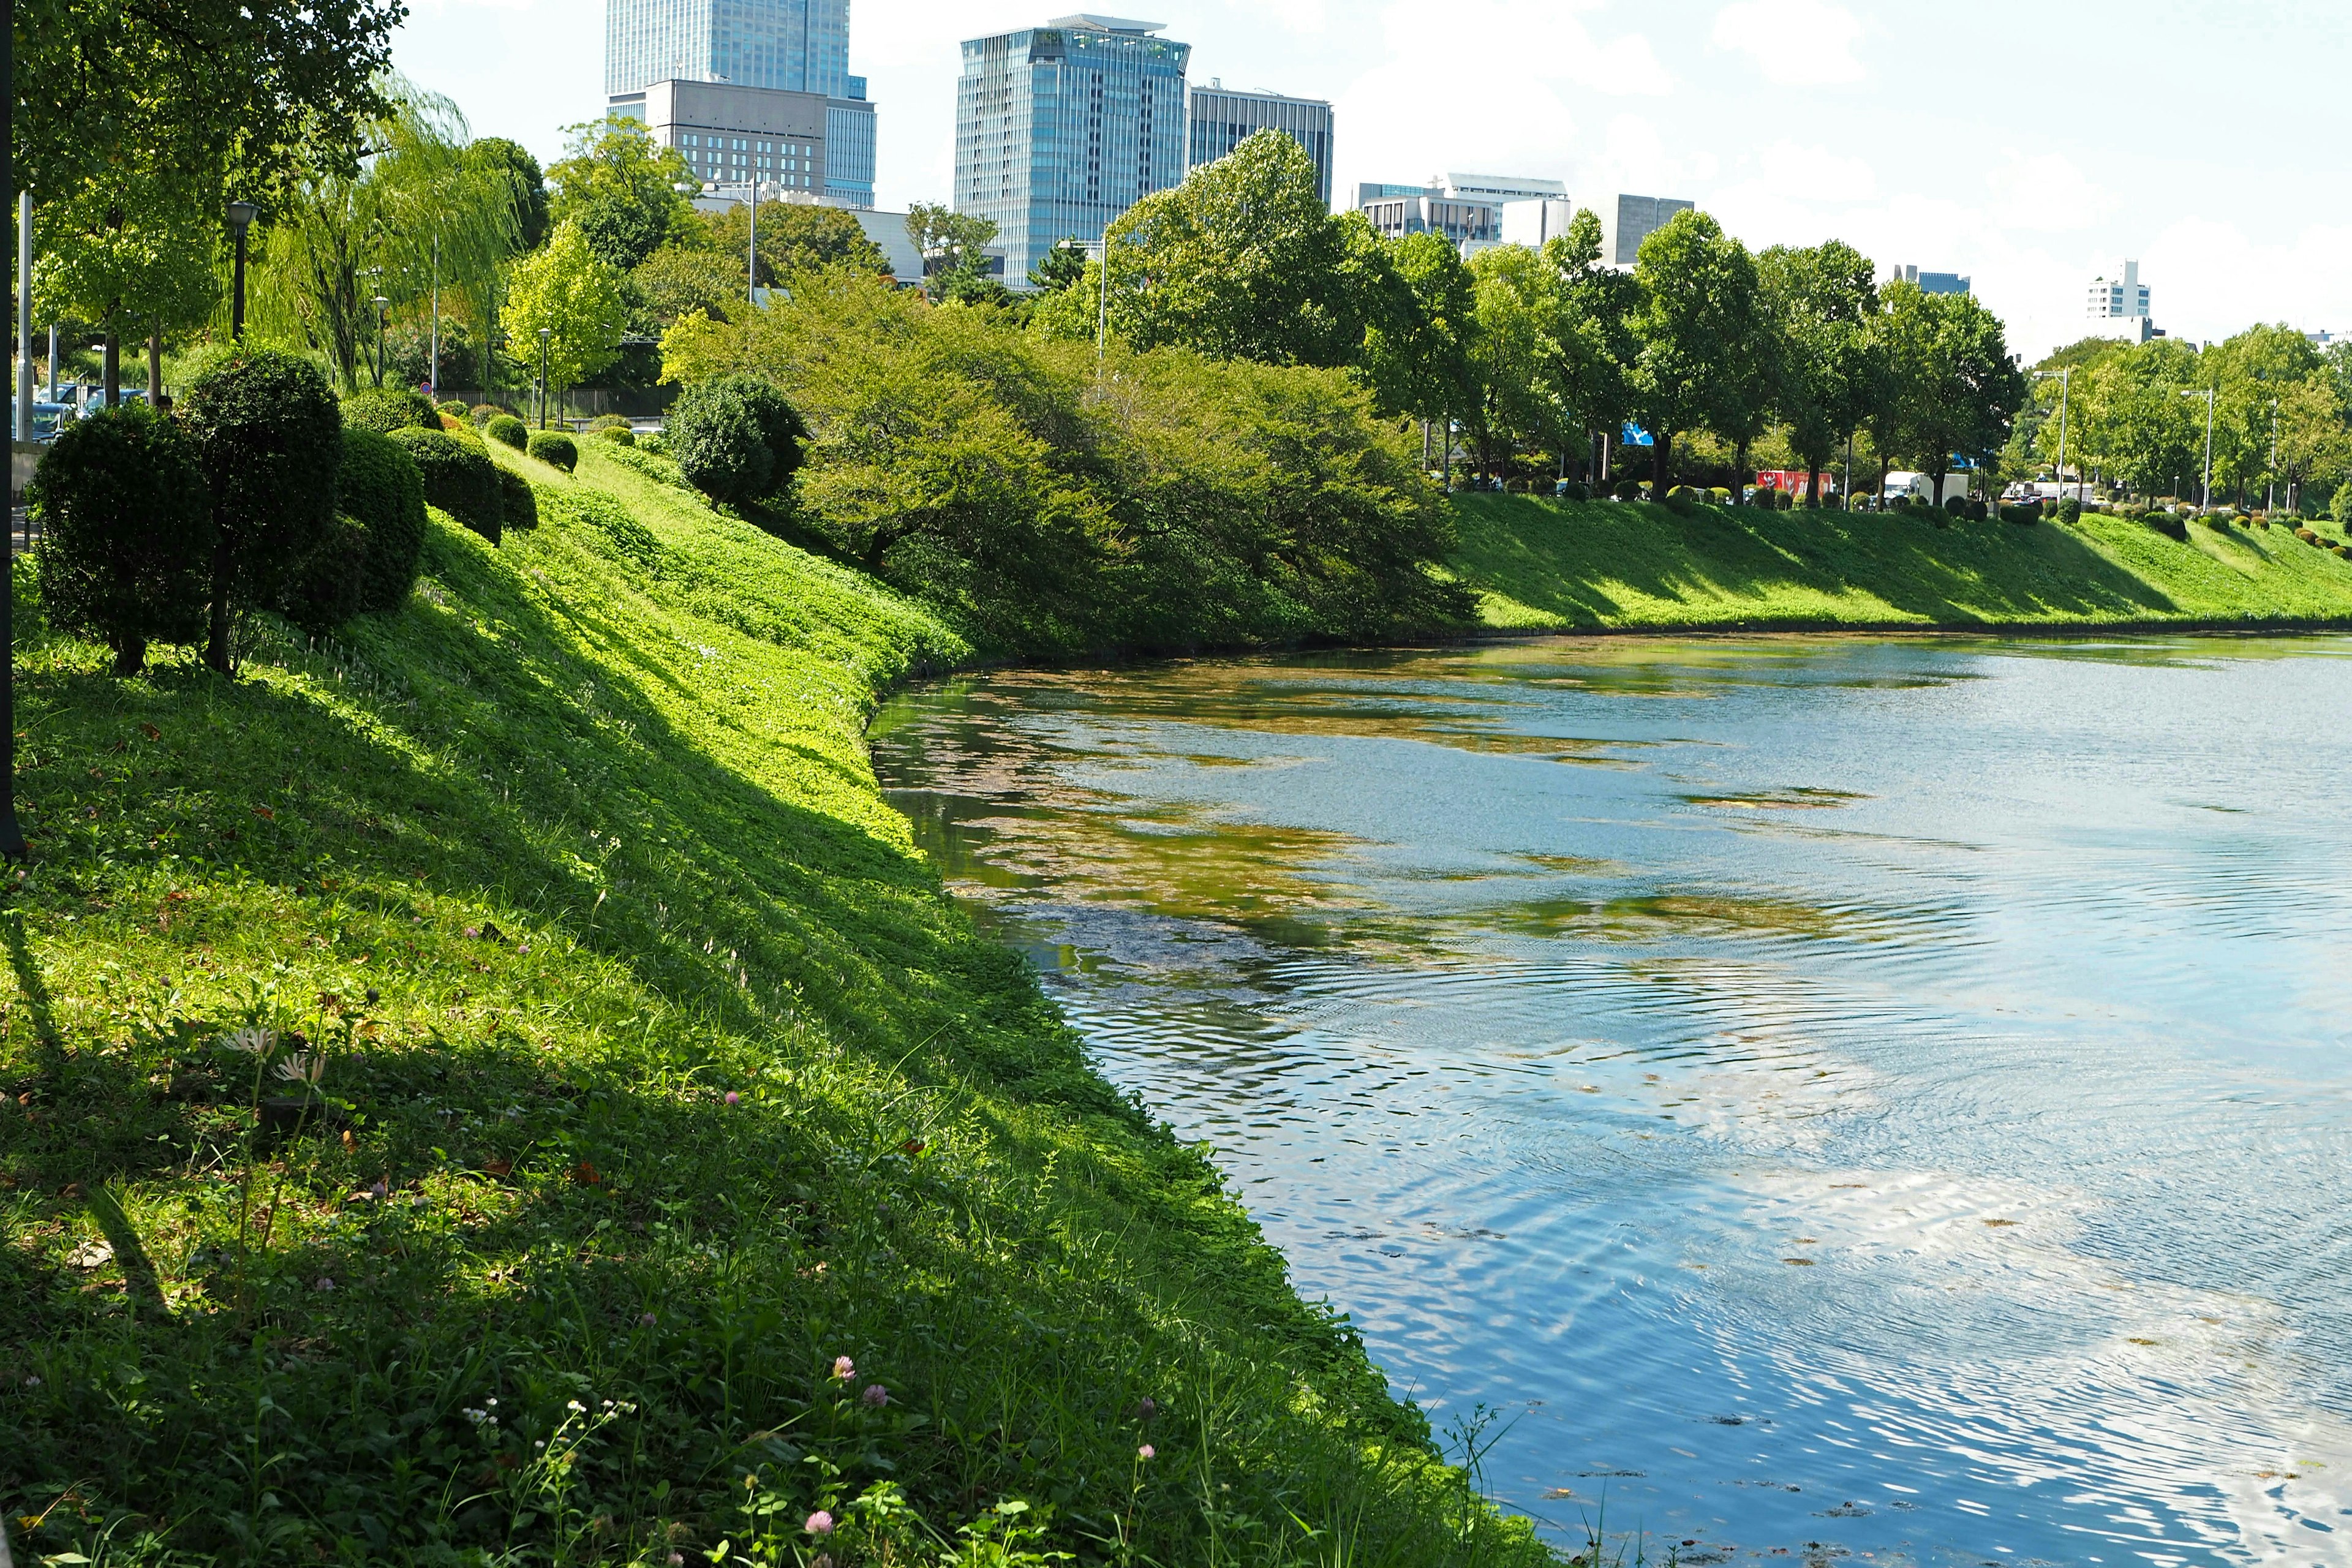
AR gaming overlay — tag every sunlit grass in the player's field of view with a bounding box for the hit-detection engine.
[0,445,1554,1566]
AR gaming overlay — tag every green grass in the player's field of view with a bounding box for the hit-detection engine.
[1447,496,2352,631]
[0,440,1553,1568]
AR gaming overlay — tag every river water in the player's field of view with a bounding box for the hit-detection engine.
[865,636,2352,1568]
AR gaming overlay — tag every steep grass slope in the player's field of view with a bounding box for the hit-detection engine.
[1450,494,2352,631]
[0,443,1550,1568]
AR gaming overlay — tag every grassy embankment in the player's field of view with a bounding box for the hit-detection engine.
[1448,494,2352,631]
[0,442,1552,1567]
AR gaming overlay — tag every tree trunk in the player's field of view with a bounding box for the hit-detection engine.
[1804,461,1822,509]
[1877,453,1890,510]
[206,537,234,674]
[1651,431,1672,491]
[1733,441,1751,506]
[102,330,120,407]
[111,637,148,678]
[147,320,163,405]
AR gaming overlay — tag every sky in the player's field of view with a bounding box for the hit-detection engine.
[394,0,2352,360]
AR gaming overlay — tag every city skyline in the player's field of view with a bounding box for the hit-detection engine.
[394,0,2352,357]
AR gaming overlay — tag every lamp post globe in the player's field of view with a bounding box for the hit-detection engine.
[226,200,258,342]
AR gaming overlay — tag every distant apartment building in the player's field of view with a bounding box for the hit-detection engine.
[614,78,875,208]
[955,13,1191,285]
[1890,263,1970,295]
[605,0,876,208]
[1596,194,1693,266]
[1357,174,1564,252]
[2087,259,2161,342]
[1186,81,1332,207]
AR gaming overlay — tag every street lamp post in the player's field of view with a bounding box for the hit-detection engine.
[537,326,551,429]
[2034,368,2071,509]
[0,0,30,858]
[371,294,390,387]
[2266,398,2278,514]
[226,200,257,341]
[16,191,32,443]
[2180,388,2216,513]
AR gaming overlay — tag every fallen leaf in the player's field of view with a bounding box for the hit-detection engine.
[899,1140,925,1155]
[573,1162,600,1185]
[1782,1257,1816,1266]
[483,1159,513,1177]
[251,805,276,820]
[139,723,161,741]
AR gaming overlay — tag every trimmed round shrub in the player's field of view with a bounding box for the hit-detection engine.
[1773,488,1794,511]
[667,374,809,507]
[182,349,344,671]
[279,515,370,635]
[469,403,507,426]
[437,400,469,419]
[2056,496,2082,524]
[2000,503,2039,526]
[587,414,633,435]
[594,425,638,447]
[485,414,528,451]
[337,426,429,613]
[1553,478,1589,502]
[1611,478,1643,502]
[527,430,578,471]
[495,466,538,532]
[2147,514,2189,540]
[1965,498,1987,522]
[29,404,217,676]
[388,426,501,543]
[341,387,439,434]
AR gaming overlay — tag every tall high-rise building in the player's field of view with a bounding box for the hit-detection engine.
[606,0,876,209]
[606,0,850,99]
[1890,263,1972,296]
[1596,194,1692,267]
[1186,82,1332,208]
[956,14,1191,285]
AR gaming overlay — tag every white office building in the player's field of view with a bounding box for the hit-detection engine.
[2087,259,2159,341]
[1500,198,1579,248]
[1187,81,1333,208]
[1357,174,1564,254]
[1596,193,1693,267]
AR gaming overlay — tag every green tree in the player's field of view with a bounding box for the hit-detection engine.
[250,83,523,390]
[701,201,889,285]
[633,245,748,327]
[32,176,219,406]
[1879,281,2026,500]
[19,0,400,209]
[2270,375,2351,512]
[505,221,628,399]
[1759,240,1882,505]
[906,203,1003,303]
[1629,209,1763,489]
[1101,130,1387,368]
[1541,212,1640,480]
[1360,232,1476,448]
[1029,238,1089,293]
[472,138,552,251]
[1466,244,1567,481]
[548,116,696,272]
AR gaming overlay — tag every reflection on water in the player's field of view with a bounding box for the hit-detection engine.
[867,635,2352,1567]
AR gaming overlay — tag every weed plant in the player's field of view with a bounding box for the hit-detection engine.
[0,443,1553,1567]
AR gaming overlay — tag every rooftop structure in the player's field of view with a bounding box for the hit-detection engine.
[1596,193,1692,267]
[606,0,851,99]
[611,78,875,208]
[1891,263,1972,296]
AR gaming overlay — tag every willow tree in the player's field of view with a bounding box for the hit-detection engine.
[250,81,522,389]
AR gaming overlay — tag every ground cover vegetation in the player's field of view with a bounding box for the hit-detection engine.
[1448,492,2352,631]
[1,437,1555,1568]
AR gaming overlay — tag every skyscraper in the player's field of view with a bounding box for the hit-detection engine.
[606,0,875,209]
[1186,83,1332,208]
[606,0,851,100]
[956,14,1191,285]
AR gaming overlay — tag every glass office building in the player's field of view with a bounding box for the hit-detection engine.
[605,0,851,99]
[956,14,1191,285]
[1186,85,1331,208]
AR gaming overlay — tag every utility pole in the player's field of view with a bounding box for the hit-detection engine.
[1095,235,1110,366]
[2266,399,2278,513]
[0,0,28,860]
[15,191,31,442]
[430,232,440,399]
[2035,368,2071,508]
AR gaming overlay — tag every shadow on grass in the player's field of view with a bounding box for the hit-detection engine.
[1452,496,2185,626]
[2,504,1480,1566]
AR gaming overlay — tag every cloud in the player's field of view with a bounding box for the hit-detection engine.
[1985,151,2119,232]
[1711,0,1865,86]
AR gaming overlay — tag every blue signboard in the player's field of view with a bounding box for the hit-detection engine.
[1621,421,1656,447]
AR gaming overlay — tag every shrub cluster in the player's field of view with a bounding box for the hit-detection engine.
[527,430,579,472]
[338,426,431,612]
[667,375,805,506]
[29,407,216,675]
[341,387,439,434]
[390,427,502,543]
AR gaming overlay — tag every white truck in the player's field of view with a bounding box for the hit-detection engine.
[1882,470,1975,507]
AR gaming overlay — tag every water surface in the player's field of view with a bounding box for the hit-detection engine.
[868,635,2352,1567]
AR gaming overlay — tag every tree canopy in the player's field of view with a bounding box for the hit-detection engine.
[548,117,698,273]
